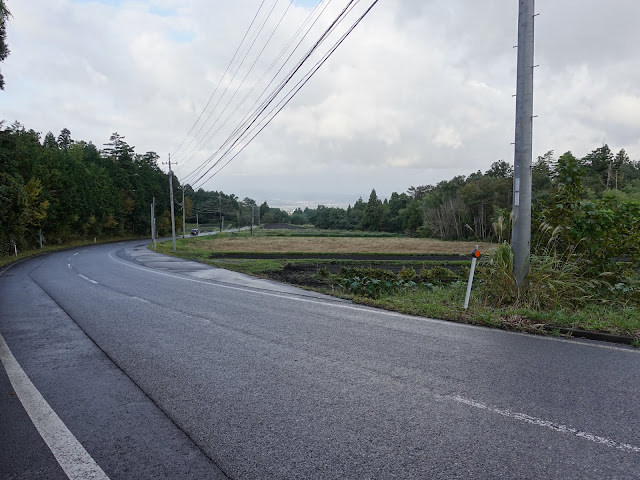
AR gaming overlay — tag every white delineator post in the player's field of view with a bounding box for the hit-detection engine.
[464,246,481,309]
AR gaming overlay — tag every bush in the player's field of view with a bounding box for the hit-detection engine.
[340,267,396,282]
[398,266,417,281]
[419,266,456,283]
[318,266,331,278]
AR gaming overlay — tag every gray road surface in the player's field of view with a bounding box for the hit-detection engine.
[1,240,639,479]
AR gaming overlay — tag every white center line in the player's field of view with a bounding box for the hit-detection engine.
[78,274,98,285]
[0,333,110,480]
[451,395,640,454]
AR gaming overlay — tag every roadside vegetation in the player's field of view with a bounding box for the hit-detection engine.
[156,228,640,343]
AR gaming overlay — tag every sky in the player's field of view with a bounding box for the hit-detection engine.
[3,0,640,210]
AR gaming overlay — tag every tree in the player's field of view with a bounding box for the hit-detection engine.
[485,160,513,178]
[102,132,134,162]
[362,189,383,231]
[0,0,11,90]
[407,185,431,201]
[57,128,73,150]
[259,201,270,219]
[43,132,58,149]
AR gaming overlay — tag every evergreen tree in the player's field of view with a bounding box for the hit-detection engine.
[0,0,11,90]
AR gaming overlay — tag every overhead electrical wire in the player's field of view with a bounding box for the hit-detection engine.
[173,0,282,164]
[177,0,294,177]
[180,0,333,185]
[175,0,381,191]
[191,0,380,190]
[171,0,269,160]
[187,0,361,187]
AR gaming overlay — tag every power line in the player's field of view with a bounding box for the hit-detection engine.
[177,0,292,175]
[171,0,269,160]
[194,0,380,189]
[180,0,332,185]
[188,0,363,187]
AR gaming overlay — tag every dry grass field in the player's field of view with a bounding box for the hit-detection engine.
[198,236,494,255]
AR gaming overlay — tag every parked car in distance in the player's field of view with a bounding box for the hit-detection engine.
[190,228,199,236]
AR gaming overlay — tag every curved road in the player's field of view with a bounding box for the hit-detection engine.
[1,240,639,479]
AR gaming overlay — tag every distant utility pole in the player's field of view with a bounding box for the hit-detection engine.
[251,205,254,235]
[151,197,156,250]
[512,0,536,286]
[164,154,177,252]
[218,192,223,233]
[182,188,186,239]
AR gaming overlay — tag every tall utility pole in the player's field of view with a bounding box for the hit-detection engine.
[182,188,186,239]
[151,197,156,250]
[218,192,223,233]
[512,0,536,286]
[166,154,177,252]
[251,205,254,235]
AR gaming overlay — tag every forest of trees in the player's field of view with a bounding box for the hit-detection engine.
[0,121,266,255]
[2,120,640,274]
[290,148,640,242]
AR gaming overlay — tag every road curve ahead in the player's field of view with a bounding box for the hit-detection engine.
[1,240,639,479]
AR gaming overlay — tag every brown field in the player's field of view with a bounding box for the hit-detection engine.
[199,237,494,255]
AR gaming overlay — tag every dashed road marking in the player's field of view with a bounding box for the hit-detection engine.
[78,274,98,285]
[130,296,149,303]
[0,333,110,480]
[451,395,640,454]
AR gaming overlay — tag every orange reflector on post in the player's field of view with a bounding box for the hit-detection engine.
[472,249,481,258]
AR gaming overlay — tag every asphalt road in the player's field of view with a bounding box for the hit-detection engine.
[1,240,639,479]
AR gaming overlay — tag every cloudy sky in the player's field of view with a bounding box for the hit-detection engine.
[3,0,639,209]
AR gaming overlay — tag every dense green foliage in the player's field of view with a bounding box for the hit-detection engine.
[0,123,173,254]
[0,0,10,90]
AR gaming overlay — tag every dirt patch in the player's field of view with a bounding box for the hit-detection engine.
[209,253,465,261]
[200,236,493,255]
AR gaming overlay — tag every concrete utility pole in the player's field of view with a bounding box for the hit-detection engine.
[512,0,536,286]
[251,205,254,235]
[218,192,223,233]
[151,197,156,250]
[182,188,186,239]
[167,155,177,252]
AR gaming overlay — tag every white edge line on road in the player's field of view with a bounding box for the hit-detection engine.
[0,333,110,480]
[107,249,639,355]
[451,395,640,454]
[78,274,98,285]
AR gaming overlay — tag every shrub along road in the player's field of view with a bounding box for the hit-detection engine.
[1,241,639,479]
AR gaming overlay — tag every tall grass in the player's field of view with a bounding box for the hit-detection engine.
[479,242,601,310]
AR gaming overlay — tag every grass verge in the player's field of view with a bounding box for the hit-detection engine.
[153,234,639,344]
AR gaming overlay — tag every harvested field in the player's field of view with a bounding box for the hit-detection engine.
[197,236,494,255]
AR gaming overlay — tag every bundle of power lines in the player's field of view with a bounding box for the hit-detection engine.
[172,0,380,190]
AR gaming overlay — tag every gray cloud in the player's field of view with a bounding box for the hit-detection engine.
[3,0,639,208]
